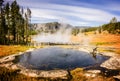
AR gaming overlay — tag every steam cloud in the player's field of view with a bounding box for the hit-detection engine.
[32,27,72,43]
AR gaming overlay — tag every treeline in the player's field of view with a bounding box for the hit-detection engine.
[81,17,120,34]
[72,27,80,36]
[0,0,31,45]
[82,27,98,33]
[71,27,98,36]
[101,17,120,34]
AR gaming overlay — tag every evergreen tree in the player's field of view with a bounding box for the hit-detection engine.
[101,17,120,34]
[25,13,28,43]
[4,2,10,44]
[24,8,31,43]
[20,7,25,43]
[0,0,4,8]
[0,0,4,44]
[27,8,31,42]
[11,0,20,44]
[0,8,7,44]
[110,17,117,23]
[0,0,32,45]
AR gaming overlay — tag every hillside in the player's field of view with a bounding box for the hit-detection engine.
[32,22,73,33]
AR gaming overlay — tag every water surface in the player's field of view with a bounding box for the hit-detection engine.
[14,47,109,70]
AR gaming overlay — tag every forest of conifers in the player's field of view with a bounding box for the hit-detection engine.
[81,17,120,34]
[101,18,120,34]
[0,0,31,45]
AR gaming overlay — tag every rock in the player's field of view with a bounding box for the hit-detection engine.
[101,52,118,57]
[79,48,90,53]
[25,48,34,52]
[10,64,18,70]
[0,62,13,67]
[20,70,38,77]
[101,56,120,70]
[19,69,69,79]
[0,56,15,63]
[84,73,96,77]
[84,70,101,78]
[87,70,101,74]
[113,75,120,80]
[39,70,68,79]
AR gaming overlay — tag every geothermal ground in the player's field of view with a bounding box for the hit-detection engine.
[0,33,120,81]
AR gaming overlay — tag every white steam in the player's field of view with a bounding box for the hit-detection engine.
[32,27,72,43]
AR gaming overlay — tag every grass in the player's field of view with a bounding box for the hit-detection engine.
[0,45,32,58]
[70,68,115,81]
[91,34,120,46]
[91,42,118,46]
[70,68,87,81]
[90,34,120,54]
[71,33,120,54]
[98,48,115,52]
[116,50,120,54]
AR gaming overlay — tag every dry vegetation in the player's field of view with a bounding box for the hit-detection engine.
[91,34,120,54]
[91,34,120,46]
[71,33,120,54]
[0,45,31,58]
[70,68,115,81]
[0,67,37,81]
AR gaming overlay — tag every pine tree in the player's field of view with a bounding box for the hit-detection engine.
[4,2,10,44]
[20,7,25,44]
[27,8,31,43]
[0,8,7,44]
[0,0,4,44]
[0,0,4,7]
[110,17,117,23]
[25,13,28,43]
[0,0,32,45]
[11,0,20,44]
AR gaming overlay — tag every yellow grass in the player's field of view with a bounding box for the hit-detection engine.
[70,68,115,81]
[91,34,120,46]
[0,45,31,57]
[70,33,120,54]
[91,34,120,54]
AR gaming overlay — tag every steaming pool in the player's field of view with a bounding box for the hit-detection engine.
[13,47,109,70]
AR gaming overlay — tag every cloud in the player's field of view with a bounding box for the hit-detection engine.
[5,0,120,26]
[29,3,120,26]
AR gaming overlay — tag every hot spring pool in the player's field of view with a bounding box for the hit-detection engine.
[13,47,109,70]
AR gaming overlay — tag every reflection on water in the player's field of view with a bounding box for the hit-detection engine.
[14,47,109,70]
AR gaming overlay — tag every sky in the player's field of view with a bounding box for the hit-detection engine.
[5,0,120,26]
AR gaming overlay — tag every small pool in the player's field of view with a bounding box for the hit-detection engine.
[14,47,109,70]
